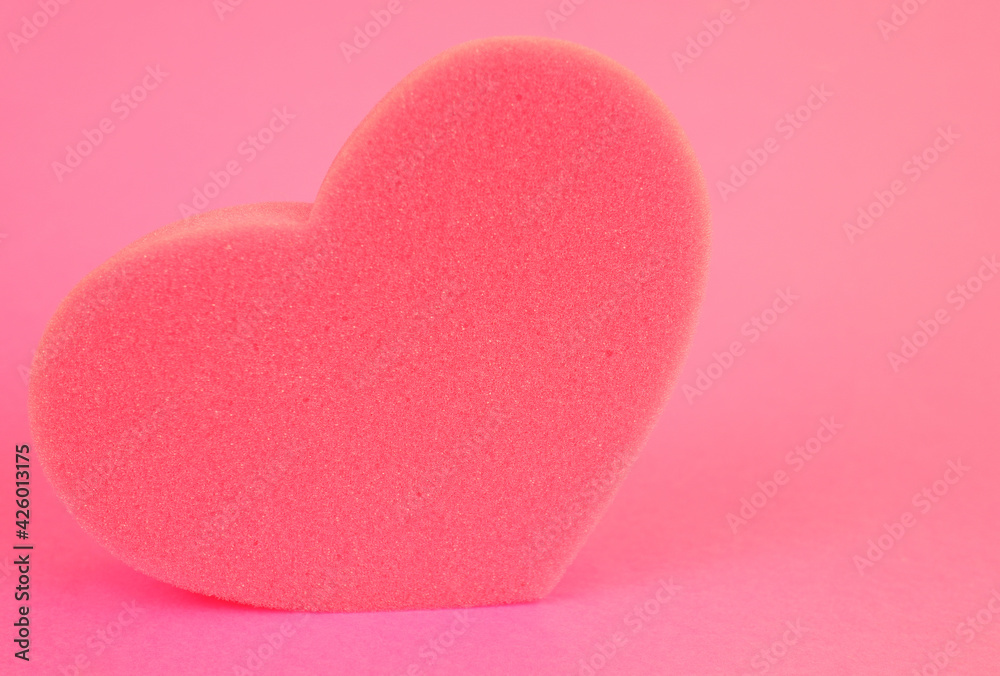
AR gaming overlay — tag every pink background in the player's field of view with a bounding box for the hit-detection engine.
[2,0,999,674]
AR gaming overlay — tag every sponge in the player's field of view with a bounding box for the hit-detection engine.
[28,36,711,612]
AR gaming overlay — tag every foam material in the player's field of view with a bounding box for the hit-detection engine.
[28,36,711,612]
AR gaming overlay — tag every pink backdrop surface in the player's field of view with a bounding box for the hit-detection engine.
[2,1,999,674]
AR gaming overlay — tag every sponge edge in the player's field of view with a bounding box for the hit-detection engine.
[29,37,710,612]
[28,201,312,506]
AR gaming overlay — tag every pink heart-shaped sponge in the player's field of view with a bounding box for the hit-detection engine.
[28,37,710,611]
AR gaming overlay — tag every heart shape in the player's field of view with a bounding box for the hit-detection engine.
[29,36,710,611]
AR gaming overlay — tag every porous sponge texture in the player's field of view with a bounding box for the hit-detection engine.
[28,36,710,612]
